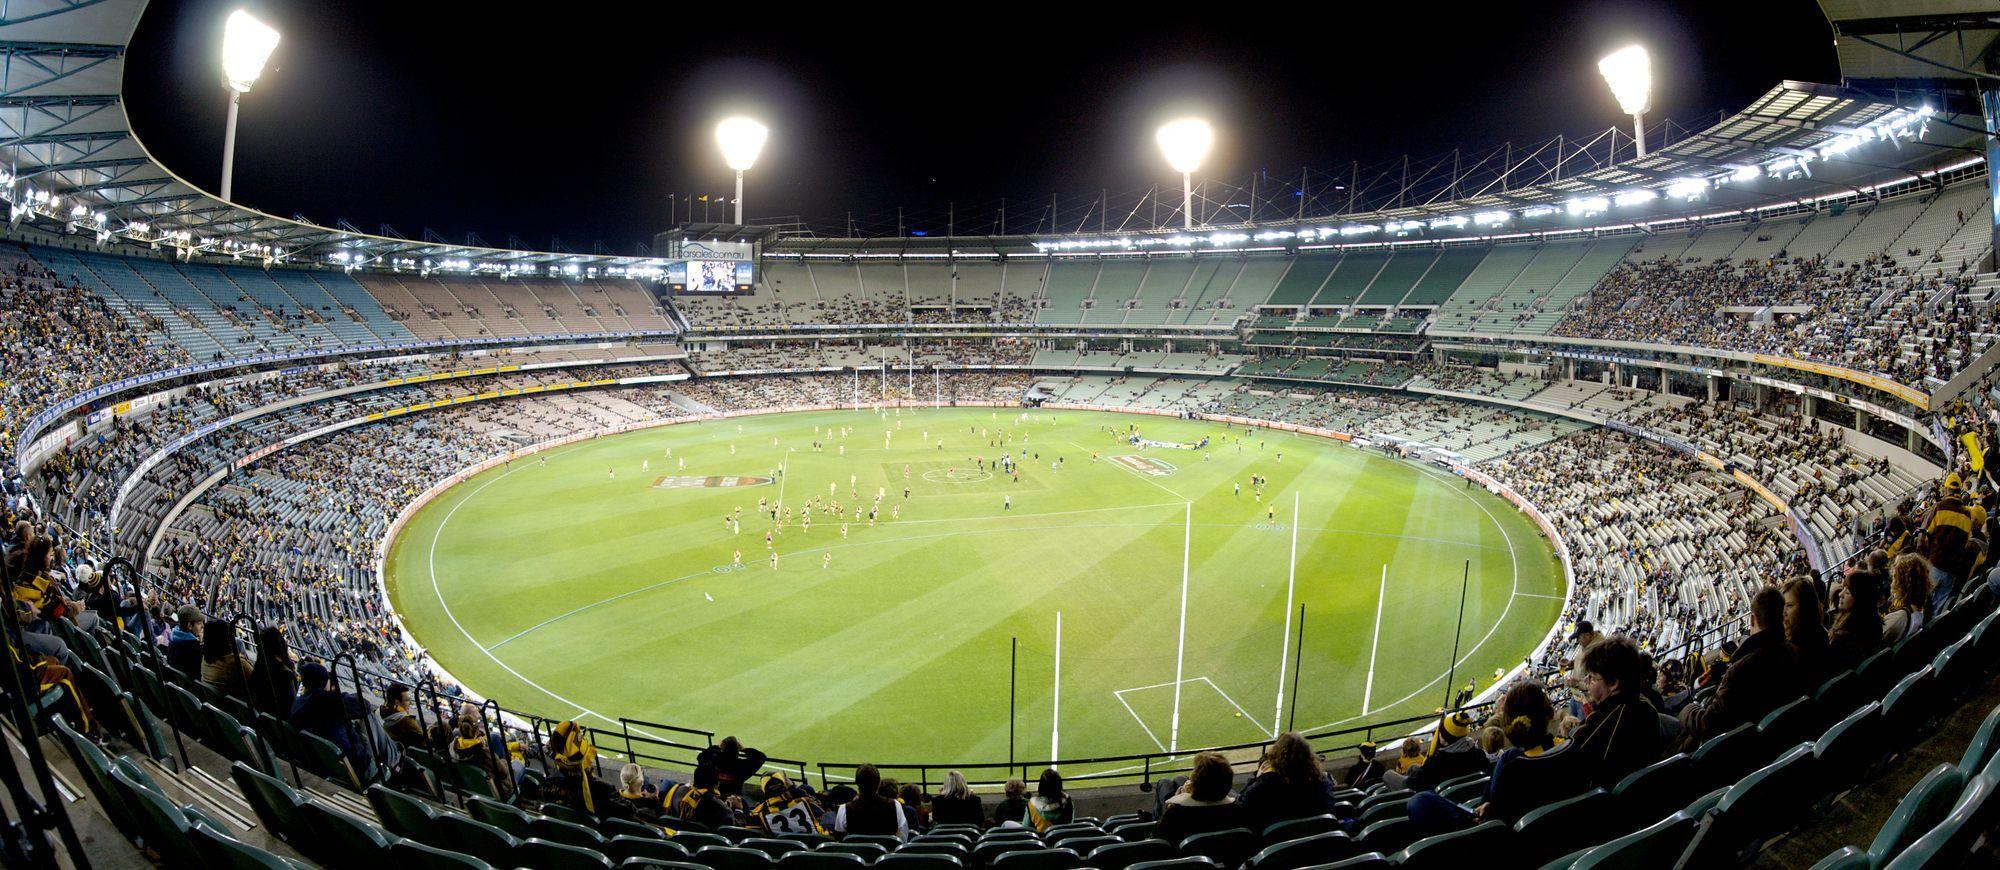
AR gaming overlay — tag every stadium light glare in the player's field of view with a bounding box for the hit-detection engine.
[1597,44,1651,158]
[218,10,280,203]
[715,117,769,224]
[1156,118,1214,229]
[1666,178,1709,200]
[1612,189,1658,208]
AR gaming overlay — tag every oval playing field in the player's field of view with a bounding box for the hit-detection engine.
[384,407,1563,770]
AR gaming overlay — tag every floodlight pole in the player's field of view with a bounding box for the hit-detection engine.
[733,170,746,224]
[1181,171,1195,230]
[221,90,242,201]
[1631,113,1647,159]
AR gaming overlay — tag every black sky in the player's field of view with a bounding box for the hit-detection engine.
[124,0,1840,251]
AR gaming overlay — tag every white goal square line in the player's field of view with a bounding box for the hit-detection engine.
[1112,676,1271,753]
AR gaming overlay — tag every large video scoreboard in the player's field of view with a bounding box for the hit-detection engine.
[665,259,755,294]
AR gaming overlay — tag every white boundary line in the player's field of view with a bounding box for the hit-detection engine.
[1363,563,1388,715]
[1114,676,1270,747]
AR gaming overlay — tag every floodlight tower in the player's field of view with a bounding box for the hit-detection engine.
[219,9,281,202]
[1156,118,1214,230]
[1598,45,1652,159]
[715,118,769,225]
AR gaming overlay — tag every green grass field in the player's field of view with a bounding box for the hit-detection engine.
[385,407,1562,775]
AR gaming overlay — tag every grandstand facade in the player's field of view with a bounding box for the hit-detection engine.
[4,0,2000,867]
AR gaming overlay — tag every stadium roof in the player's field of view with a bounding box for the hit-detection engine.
[1818,1,2000,86]
[0,0,1988,271]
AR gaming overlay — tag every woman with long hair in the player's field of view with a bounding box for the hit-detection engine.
[1238,731,1336,830]
[1782,576,1831,683]
[247,626,297,718]
[1883,553,1934,643]
[199,618,254,700]
[1022,767,1072,831]
[929,770,983,827]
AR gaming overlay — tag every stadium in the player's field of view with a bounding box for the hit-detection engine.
[1,0,2000,867]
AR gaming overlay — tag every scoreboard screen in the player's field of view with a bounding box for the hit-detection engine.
[664,260,754,294]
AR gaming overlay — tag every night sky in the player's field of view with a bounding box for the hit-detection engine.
[124,1,1841,250]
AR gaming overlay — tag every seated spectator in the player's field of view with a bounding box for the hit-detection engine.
[664,764,737,829]
[1565,635,1667,787]
[696,735,767,799]
[620,764,660,821]
[1679,586,1800,750]
[199,618,254,700]
[1239,732,1337,830]
[1022,767,1073,832]
[1409,681,1566,829]
[751,772,822,835]
[1394,712,1491,792]
[898,783,927,831]
[379,684,426,750]
[164,605,203,678]
[833,764,908,840]
[1883,554,1933,643]
[290,661,396,781]
[1828,571,1885,671]
[1783,577,1831,685]
[1155,751,1250,844]
[1341,742,1386,789]
[247,627,297,718]
[545,719,630,818]
[991,778,1028,828]
[929,770,983,827]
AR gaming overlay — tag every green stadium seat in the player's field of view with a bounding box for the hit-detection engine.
[623,861,708,870]
[1294,852,1388,869]
[230,761,309,844]
[1178,827,1258,867]
[188,818,309,869]
[1806,846,1871,870]
[435,813,522,866]
[368,783,437,839]
[1262,814,1341,843]
[674,832,735,852]
[976,829,1037,843]
[524,838,617,869]
[1246,831,1359,870]
[605,818,667,841]
[1958,703,2000,776]
[1567,811,1700,870]
[1355,788,1412,812]
[108,765,207,867]
[388,837,496,869]
[1690,724,1760,789]
[1043,822,1097,838]
[1880,666,1936,737]
[777,852,868,870]
[1611,753,1697,831]
[1815,701,1885,798]
[298,796,396,866]
[1086,838,1178,870]
[1676,743,1819,866]
[1814,671,1864,725]
[296,728,364,790]
[1758,697,1818,756]
[1854,648,1896,694]
[1356,816,1420,854]
[739,837,808,859]
[1931,637,1975,704]
[845,834,906,849]
[466,795,532,837]
[543,801,599,826]
[53,717,139,834]
[972,839,1040,865]
[1124,858,1223,870]
[1848,763,1967,869]
[820,841,891,861]
[1437,775,1489,805]
[1102,813,1143,828]
[1392,819,1511,868]
[1110,819,1157,841]
[896,841,969,862]
[535,816,612,850]
[613,836,693,862]
[990,847,1083,870]
[1052,834,1118,855]
[874,854,966,870]
[718,825,764,843]
[1513,789,1610,865]
[1881,766,1999,869]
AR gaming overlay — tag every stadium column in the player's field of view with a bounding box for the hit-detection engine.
[1986,89,2000,272]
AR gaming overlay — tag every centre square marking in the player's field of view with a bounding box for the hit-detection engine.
[653,475,773,488]
[1109,454,1177,476]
